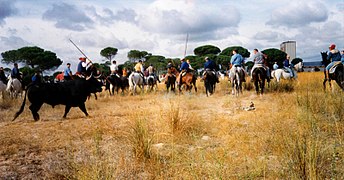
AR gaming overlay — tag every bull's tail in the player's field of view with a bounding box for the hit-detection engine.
[12,84,29,121]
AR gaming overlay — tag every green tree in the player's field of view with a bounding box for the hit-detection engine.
[193,45,221,57]
[145,55,166,72]
[122,61,135,70]
[2,46,62,72]
[93,63,110,75]
[216,55,231,69]
[261,48,287,67]
[1,50,21,64]
[127,50,150,62]
[220,46,250,58]
[100,47,118,61]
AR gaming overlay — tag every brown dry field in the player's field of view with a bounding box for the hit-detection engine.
[0,72,343,179]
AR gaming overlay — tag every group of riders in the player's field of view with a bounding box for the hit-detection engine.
[1,43,344,94]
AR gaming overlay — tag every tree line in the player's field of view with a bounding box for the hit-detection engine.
[1,44,303,77]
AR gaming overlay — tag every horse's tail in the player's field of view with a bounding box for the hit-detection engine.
[13,84,31,121]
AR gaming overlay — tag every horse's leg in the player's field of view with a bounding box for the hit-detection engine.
[254,78,259,94]
[231,78,235,95]
[323,79,327,91]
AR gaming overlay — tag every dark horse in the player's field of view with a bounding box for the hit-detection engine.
[165,67,178,92]
[106,74,129,95]
[203,70,217,96]
[321,52,344,91]
[252,66,267,95]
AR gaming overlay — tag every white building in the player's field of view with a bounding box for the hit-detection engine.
[280,41,296,60]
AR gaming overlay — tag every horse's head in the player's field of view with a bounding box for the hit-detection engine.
[320,51,329,66]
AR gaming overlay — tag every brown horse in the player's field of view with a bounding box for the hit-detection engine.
[176,71,197,93]
[165,67,178,92]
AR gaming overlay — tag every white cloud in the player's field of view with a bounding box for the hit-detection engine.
[267,1,328,27]
[42,3,94,31]
[137,0,240,38]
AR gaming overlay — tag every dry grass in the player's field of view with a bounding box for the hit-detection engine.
[0,72,343,179]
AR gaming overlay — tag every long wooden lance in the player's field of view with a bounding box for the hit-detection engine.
[183,33,189,57]
[69,38,91,61]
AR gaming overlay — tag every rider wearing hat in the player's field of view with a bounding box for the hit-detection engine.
[178,58,190,86]
[76,57,90,77]
[325,43,341,80]
[204,57,220,83]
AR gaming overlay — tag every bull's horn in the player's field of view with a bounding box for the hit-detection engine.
[94,74,102,79]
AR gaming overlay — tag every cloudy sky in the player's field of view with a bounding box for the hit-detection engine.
[0,0,343,71]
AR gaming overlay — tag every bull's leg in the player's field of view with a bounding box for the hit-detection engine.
[63,105,72,118]
[29,103,43,121]
[78,103,89,117]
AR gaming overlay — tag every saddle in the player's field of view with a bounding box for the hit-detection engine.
[329,62,343,74]
[282,68,290,73]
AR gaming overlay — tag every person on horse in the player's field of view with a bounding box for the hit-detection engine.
[325,44,342,80]
[187,59,194,71]
[230,49,246,82]
[250,49,269,82]
[203,57,220,83]
[341,50,344,63]
[134,60,145,84]
[110,60,120,78]
[11,63,21,81]
[0,67,7,84]
[165,60,175,84]
[147,64,161,83]
[178,58,190,86]
[63,63,73,81]
[283,55,294,78]
[273,62,279,70]
[76,57,91,78]
[31,70,42,85]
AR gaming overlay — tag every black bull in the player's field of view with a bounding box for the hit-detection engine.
[13,76,103,121]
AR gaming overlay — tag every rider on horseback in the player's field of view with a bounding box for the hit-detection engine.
[110,60,120,78]
[325,44,342,81]
[76,57,92,78]
[134,60,146,84]
[230,49,246,82]
[11,63,21,82]
[250,49,269,82]
[203,57,220,83]
[0,67,7,84]
[283,55,294,78]
[178,58,190,86]
[147,64,161,83]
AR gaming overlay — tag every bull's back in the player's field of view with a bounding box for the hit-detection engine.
[28,82,88,107]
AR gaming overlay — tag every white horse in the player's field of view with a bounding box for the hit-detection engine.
[0,81,7,99]
[129,72,144,95]
[6,77,22,98]
[228,67,245,96]
[271,68,298,82]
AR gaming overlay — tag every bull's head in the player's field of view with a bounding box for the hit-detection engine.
[86,72,103,93]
